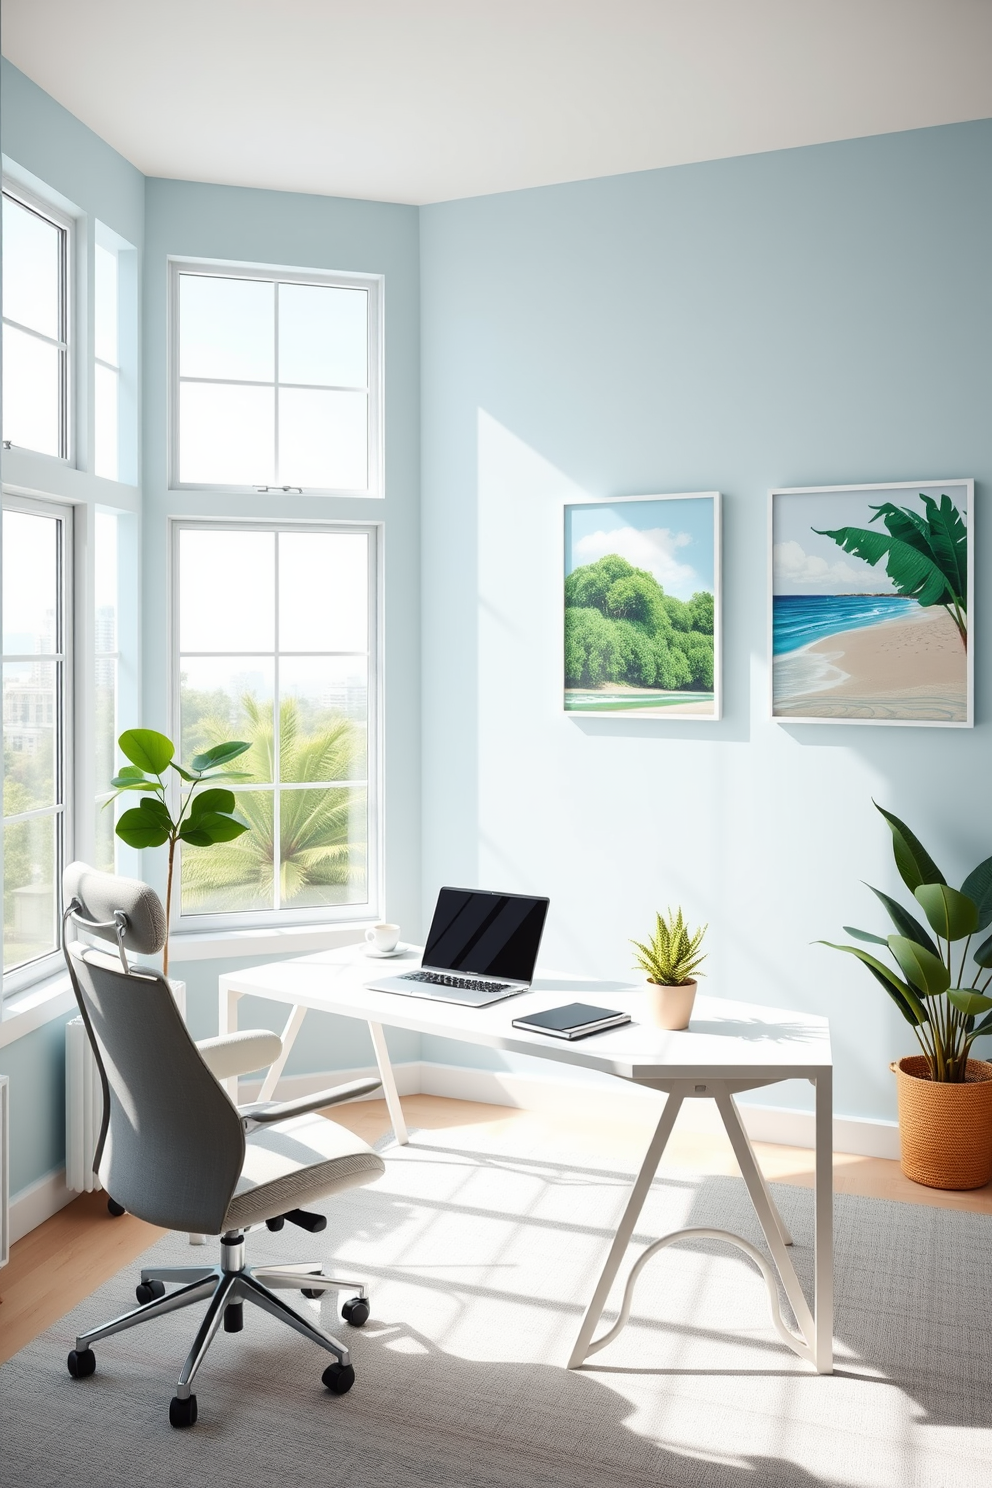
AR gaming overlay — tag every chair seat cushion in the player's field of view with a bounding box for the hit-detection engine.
[223,1112,384,1231]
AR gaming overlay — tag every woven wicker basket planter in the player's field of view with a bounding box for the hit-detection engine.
[891,1055,992,1190]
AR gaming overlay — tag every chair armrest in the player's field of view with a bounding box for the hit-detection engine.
[239,1077,382,1130]
[197,1029,283,1082]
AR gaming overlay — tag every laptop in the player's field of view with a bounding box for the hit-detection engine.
[368,886,550,1007]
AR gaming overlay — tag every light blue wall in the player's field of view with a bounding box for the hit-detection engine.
[142,178,423,1061]
[419,121,992,1123]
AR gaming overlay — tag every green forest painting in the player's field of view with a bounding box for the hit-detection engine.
[564,494,720,718]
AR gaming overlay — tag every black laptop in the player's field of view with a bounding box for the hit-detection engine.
[367,886,549,1007]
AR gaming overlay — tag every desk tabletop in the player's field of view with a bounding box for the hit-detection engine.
[221,945,831,1085]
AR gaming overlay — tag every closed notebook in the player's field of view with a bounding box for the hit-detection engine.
[511,1002,630,1040]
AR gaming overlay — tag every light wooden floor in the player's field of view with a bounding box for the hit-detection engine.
[2,1092,989,1365]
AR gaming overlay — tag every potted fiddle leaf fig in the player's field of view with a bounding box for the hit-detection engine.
[107,728,251,975]
[819,802,992,1190]
[631,907,707,1030]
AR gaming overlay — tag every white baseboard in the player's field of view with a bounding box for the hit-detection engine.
[9,1165,75,1245]
[10,1059,901,1247]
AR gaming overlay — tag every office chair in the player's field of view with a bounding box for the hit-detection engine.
[60,862,386,1427]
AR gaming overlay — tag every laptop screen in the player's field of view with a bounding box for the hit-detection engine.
[423,887,550,982]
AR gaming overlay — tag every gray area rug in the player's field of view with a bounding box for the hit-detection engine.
[2,1125,990,1488]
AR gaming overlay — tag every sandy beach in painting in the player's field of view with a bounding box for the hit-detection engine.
[773,607,967,721]
[565,685,715,717]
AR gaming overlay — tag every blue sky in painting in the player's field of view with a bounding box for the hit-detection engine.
[565,496,715,600]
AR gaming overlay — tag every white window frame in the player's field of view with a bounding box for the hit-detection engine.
[1,179,73,465]
[2,493,74,997]
[167,258,384,497]
[169,517,383,936]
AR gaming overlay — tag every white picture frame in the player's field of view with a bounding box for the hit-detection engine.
[563,492,722,720]
[769,479,974,727]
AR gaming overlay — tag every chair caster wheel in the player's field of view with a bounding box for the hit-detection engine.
[301,1287,325,1299]
[322,1362,355,1395]
[169,1394,198,1428]
[67,1348,96,1378]
[342,1297,369,1327]
[136,1279,166,1305]
[265,1216,285,1231]
[224,1301,244,1332]
[107,1198,126,1217]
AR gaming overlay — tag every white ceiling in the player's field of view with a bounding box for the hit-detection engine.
[3,0,991,205]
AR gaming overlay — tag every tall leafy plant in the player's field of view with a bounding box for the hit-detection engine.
[107,728,250,975]
[814,492,967,647]
[819,803,992,1082]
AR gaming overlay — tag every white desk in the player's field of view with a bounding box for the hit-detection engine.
[219,946,833,1373]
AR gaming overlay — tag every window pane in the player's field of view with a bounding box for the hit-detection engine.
[95,655,117,799]
[3,509,59,655]
[94,796,116,874]
[94,510,118,651]
[3,811,57,969]
[2,195,60,339]
[4,661,57,810]
[278,387,367,490]
[2,323,60,456]
[95,243,118,365]
[181,790,273,915]
[279,658,367,782]
[179,274,274,381]
[94,362,119,480]
[180,657,275,783]
[179,381,274,486]
[278,283,367,388]
[279,531,368,652]
[278,787,366,909]
[179,529,275,651]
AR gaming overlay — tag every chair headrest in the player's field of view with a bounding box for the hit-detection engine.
[63,862,167,955]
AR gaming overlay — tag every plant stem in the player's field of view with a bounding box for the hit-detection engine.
[164,836,175,979]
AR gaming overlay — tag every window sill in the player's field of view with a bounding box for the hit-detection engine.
[167,921,372,964]
[0,971,76,1048]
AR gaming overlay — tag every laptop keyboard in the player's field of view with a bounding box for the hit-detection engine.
[401,971,512,994]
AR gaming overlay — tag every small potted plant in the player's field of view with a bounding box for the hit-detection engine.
[106,728,251,977]
[631,907,707,1030]
[820,802,992,1190]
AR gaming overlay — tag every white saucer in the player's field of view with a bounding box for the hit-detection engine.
[362,942,411,959]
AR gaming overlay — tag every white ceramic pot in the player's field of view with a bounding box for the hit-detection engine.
[645,978,697,1030]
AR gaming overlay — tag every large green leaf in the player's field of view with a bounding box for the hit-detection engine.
[914,883,979,942]
[947,989,992,1017]
[918,493,967,606]
[873,802,945,891]
[816,941,927,1025]
[865,884,940,957]
[178,811,248,846]
[169,763,197,782]
[188,787,236,818]
[190,741,250,772]
[972,931,992,968]
[115,803,171,849]
[960,856,992,932]
[970,1010,992,1037]
[887,935,950,997]
[842,925,887,946]
[118,729,174,774]
[812,525,953,608]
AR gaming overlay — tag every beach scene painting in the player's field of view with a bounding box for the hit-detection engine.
[771,480,973,726]
[564,493,720,718]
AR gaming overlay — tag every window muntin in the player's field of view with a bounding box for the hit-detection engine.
[1,189,69,460]
[93,511,119,871]
[171,262,381,495]
[174,522,377,926]
[2,500,71,985]
[94,242,120,480]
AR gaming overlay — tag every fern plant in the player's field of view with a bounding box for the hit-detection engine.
[631,907,707,986]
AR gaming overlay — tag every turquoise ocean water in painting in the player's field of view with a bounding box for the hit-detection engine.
[773,594,917,655]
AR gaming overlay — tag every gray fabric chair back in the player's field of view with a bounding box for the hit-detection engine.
[64,860,167,956]
[63,929,246,1235]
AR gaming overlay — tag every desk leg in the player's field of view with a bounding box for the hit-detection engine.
[257,1005,309,1103]
[218,986,243,1101]
[814,1070,834,1374]
[567,1092,683,1369]
[368,1021,408,1145]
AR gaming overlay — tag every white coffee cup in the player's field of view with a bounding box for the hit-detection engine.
[366,922,400,953]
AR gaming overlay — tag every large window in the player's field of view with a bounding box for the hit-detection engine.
[174,522,379,927]
[1,187,71,460]
[170,262,382,496]
[2,499,71,986]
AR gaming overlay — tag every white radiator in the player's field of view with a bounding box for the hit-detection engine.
[65,1017,104,1193]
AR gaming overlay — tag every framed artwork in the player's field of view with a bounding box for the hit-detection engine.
[563,492,721,719]
[770,480,973,727]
